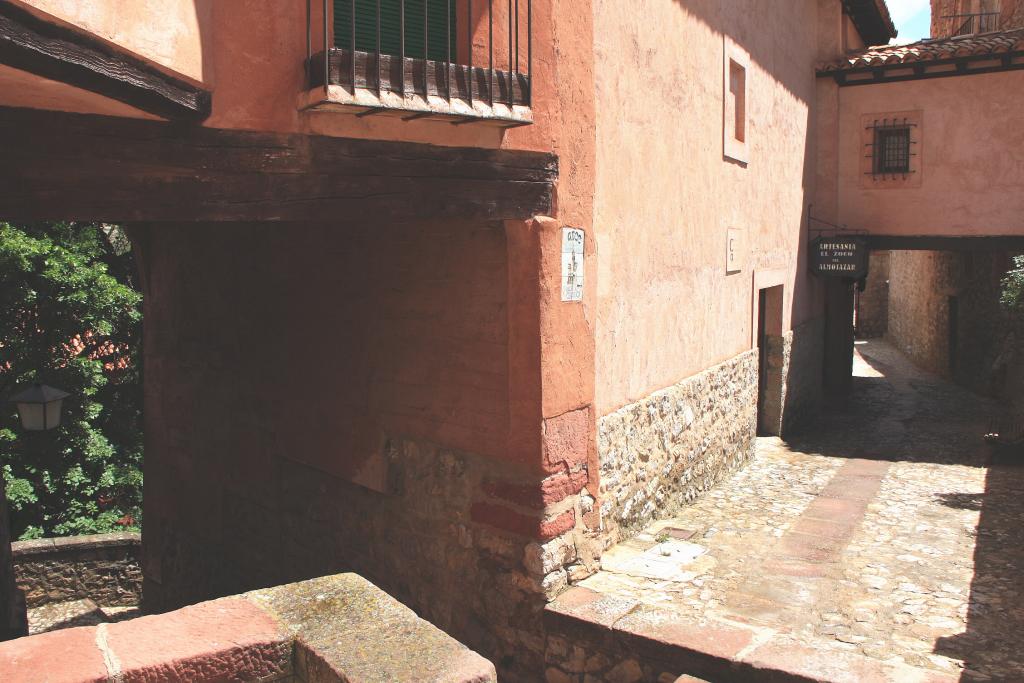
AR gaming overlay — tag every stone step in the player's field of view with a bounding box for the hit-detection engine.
[544,587,958,683]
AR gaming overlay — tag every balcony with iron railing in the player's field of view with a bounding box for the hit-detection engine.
[945,12,1001,37]
[303,0,532,127]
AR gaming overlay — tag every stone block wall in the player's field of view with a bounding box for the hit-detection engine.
[887,250,961,377]
[135,220,606,682]
[12,533,142,608]
[597,350,758,543]
[877,249,1024,407]
[857,250,890,339]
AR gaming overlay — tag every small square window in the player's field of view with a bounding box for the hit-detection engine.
[723,40,750,164]
[874,127,911,175]
[729,59,746,144]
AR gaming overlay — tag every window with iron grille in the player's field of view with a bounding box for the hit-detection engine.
[864,119,921,179]
[872,126,912,176]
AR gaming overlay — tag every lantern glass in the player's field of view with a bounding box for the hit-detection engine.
[16,402,46,431]
[10,384,69,431]
[44,398,65,430]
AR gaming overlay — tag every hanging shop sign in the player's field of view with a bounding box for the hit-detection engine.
[810,236,868,279]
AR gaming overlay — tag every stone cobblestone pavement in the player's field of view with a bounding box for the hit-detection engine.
[27,599,139,635]
[576,340,1023,681]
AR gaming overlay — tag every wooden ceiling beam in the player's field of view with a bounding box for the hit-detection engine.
[0,1,210,121]
[0,107,558,223]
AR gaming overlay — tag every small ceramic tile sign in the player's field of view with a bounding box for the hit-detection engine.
[561,227,585,302]
[726,228,743,274]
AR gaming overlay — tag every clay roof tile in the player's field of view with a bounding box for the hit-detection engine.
[819,27,1024,73]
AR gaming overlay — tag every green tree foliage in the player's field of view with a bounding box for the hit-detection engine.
[1002,255,1024,314]
[0,222,142,539]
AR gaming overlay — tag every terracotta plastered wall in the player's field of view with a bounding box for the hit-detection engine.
[592,0,825,416]
[835,71,1024,238]
[589,0,831,537]
[13,0,593,161]
[18,0,207,80]
[136,218,600,680]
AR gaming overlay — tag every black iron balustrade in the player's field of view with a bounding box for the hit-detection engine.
[945,12,1001,37]
[305,0,532,118]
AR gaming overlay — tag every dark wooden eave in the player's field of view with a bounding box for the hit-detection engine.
[818,50,1024,85]
[0,0,210,121]
[841,0,897,47]
[0,107,558,223]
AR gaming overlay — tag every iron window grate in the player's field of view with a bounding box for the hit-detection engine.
[865,118,918,179]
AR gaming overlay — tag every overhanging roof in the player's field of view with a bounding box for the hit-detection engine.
[842,0,898,47]
[818,27,1024,85]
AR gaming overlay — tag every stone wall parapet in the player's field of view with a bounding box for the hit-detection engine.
[0,573,496,683]
[12,532,141,608]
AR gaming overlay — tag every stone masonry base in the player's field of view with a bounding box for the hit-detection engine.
[12,533,141,609]
[597,350,758,544]
[144,435,595,681]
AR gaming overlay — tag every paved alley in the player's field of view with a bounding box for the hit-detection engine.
[557,339,1024,681]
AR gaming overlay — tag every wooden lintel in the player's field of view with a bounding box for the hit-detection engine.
[0,1,210,121]
[0,106,557,223]
[866,235,1024,251]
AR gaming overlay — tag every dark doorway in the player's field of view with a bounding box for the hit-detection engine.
[757,285,784,436]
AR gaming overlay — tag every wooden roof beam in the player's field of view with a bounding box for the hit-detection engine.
[0,0,210,121]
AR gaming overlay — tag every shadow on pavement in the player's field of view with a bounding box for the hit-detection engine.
[786,340,1024,680]
[786,341,991,467]
[935,458,1024,681]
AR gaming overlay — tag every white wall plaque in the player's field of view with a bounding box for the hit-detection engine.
[561,227,585,302]
[726,228,743,274]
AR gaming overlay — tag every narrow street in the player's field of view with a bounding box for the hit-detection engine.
[573,339,1024,681]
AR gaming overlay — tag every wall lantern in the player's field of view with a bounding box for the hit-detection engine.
[9,383,70,431]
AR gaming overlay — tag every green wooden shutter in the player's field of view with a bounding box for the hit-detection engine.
[334,0,456,61]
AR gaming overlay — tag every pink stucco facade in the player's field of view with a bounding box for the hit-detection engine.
[829,71,1024,237]
[591,0,834,416]
[3,0,1024,678]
